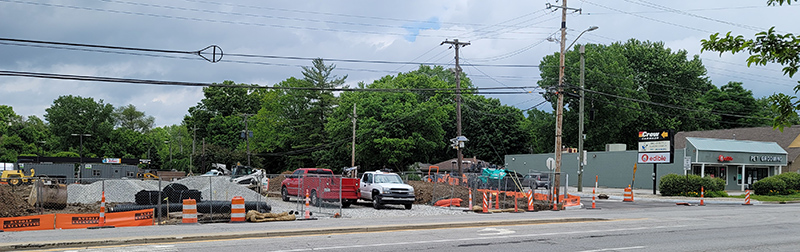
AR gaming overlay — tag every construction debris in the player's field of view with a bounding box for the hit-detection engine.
[246,210,296,222]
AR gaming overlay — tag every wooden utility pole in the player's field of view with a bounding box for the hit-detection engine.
[351,103,357,168]
[441,39,470,175]
[547,0,582,209]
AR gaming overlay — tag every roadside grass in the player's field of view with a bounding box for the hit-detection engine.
[729,192,800,202]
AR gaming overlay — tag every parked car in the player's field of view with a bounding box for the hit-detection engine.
[359,171,415,210]
[280,168,360,207]
[522,171,550,189]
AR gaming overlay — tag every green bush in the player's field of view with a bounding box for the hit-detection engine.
[659,174,725,197]
[773,173,800,191]
[753,177,788,195]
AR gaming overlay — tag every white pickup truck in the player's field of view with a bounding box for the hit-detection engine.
[359,171,416,210]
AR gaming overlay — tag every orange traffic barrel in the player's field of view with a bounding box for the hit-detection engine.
[230,196,246,223]
[182,199,198,224]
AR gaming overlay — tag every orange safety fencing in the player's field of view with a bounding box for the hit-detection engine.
[476,189,581,208]
[0,209,153,232]
[1,214,55,232]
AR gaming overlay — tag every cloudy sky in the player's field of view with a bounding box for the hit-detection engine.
[1,0,797,127]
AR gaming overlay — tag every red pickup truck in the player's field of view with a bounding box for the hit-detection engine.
[280,168,360,207]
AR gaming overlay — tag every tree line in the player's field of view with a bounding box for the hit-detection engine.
[1,39,794,174]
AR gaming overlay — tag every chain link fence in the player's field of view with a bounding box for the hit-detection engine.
[12,176,270,224]
[398,170,576,211]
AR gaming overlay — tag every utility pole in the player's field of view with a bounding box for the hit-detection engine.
[190,126,197,176]
[441,38,470,175]
[547,0,582,209]
[241,114,255,167]
[578,44,585,192]
[351,103,357,168]
[70,133,91,178]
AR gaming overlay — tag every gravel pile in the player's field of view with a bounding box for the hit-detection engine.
[68,177,263,204]
[68,179,160,204]
[176,176,263,202]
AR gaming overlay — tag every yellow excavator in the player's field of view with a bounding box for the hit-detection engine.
[1,168,35,186]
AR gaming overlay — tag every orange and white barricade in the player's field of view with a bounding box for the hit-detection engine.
[623,185,634,202]
[743,190,752,205]
[230,196,246,223]
[182,199,198,224]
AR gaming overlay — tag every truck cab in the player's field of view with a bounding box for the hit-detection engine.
[359,171,415,209]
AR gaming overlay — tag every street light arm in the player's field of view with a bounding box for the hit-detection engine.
[567,26,599,52]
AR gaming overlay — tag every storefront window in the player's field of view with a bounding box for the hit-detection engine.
[737,167,769,185]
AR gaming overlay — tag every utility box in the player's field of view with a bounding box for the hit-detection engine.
[605,144,626,152]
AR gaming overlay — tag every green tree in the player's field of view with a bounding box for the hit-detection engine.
[539,40,717,150]
[261,59,346,170]
[700,82,768,128]
[700,0,799,129]
[113,104,154,133]
[44,95,115,158]
[323,70,449,171]
[523,108,555,154]
[461,95,531,165]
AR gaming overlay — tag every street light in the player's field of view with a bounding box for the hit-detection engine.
[554,25,598,208]
[164,140,172,162]
[70,133,91,177]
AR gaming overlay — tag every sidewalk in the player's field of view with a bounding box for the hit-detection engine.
[567,187,757,205]
[0,212,605,250]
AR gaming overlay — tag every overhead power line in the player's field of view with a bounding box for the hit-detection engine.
[0,37,543,68]
[0,70,537,94]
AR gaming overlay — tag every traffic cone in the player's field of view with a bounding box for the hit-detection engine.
[468,189,473,210]
[304,189,311,219]
[89,191,114,229]
[699,186,705,206]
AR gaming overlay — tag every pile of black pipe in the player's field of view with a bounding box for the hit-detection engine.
[110,200,271,217]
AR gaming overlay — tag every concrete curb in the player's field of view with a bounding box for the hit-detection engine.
[571,193,762,205]
[0,217,609,250]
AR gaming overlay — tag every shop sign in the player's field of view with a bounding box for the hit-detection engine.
[750,155,783,162]
[638,152,671,164]
[638,131,670,141]
[102,158,121,164]
[718,155,733,162]
[637,129,674,164]
[639,141,670,152]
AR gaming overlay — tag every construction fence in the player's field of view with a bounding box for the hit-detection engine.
[398,170,581,211]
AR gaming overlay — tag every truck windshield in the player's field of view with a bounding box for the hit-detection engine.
[375,174,404,184]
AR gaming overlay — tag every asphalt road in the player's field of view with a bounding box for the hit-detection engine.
[23,201,800,251]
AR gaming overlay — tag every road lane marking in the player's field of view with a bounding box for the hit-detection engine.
[478,227,515,235]
[578,246,646,252]
[271,225,683,252]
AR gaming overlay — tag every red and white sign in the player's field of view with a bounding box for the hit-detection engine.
[718,155,733,162]
[638,152,671,164]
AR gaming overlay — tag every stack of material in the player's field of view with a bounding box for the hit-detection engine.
[246,210,295,222]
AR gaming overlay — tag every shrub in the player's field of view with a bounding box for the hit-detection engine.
[659,174,726,197]
[659,174,685,196]
[773,173,800,191]
[752,177,787,195]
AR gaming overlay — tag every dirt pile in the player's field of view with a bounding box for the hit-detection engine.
[0,184,35,217]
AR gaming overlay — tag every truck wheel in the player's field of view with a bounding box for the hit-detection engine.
[281,186,290,202]
[310,190,321,207]
[342,199,355,208]
[372,194,382,209]
[404,204,412,210]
